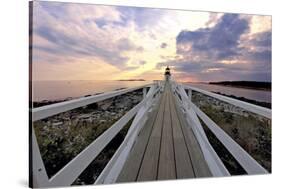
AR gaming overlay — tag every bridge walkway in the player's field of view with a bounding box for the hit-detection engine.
[117,83,211,182]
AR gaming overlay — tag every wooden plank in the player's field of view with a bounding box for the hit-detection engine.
[137,89,167,181]
[157,89,176,180]
[116,93,163,182]
[174,95,212,178]
[169,91,195,179]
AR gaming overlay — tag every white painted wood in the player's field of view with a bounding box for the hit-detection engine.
[31,126,49,188]
[174,85,230,177]
[143,87,147,99]
[32,84,152,121]
[174,82,268,175]
[183,85,271,119]
[47,100,146,187]
[95,85,160,184]
[99,107,148,184]
[191,103,268,174]
[31,81,269,187]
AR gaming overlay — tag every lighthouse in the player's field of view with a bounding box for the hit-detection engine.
[164,66,171,81]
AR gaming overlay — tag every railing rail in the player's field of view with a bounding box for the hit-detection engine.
[183,85,271,119]
[173,82,269,175]
[191,103,268,174]
[31,80,269,187]
[31,83,160,187]
[32,84,153,121]
[95,85,162,184]
[172,82,230,176]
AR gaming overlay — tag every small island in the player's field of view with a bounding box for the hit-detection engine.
[209,81,271,91]
[117,79,146,81]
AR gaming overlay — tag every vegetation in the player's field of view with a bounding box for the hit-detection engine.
[192,91,271,173]
[33,113,118,178]
[200,120,246,175]
[33,90,142,183]
[72,119,133,185]
[214,92,271,109]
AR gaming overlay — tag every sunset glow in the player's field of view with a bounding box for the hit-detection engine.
[32,1,271,82]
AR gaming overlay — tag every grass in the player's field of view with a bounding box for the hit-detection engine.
[192,91,271,173]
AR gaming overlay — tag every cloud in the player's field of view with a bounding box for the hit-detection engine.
[32,1,271,82]
[176,14,249,60]
[160,42,168,49]
[247,31,271,49]
[138,60,147,65]
[117,6,167,30]
[117,38,144,52]
[32,1,148,70]
[157,13,271,82]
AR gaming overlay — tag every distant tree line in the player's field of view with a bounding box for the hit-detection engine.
[209,81,271,90]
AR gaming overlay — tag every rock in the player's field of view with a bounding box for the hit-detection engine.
[52,122,63,126]
[77,114,91,119]
[100,120,106,124]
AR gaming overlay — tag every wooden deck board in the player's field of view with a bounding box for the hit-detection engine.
[173,94,212,177]
[157,89,176,180]
[116,83,212,183]
[137,91,167,181]
[116,93,163,182]
[170,91,195,178]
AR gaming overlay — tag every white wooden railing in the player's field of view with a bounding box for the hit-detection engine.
[171,81,270,176]
[31,80,270,187]
[31,82,163,188]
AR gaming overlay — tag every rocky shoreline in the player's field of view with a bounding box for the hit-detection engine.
[33,89,143,184]
[213,91,271,109]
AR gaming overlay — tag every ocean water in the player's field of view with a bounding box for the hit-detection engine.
[32,80,151,102]
[32,80,271,103]
[183,82,271,103]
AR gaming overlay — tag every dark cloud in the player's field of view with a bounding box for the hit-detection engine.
[176,14,249,60]
[157,59,271,82]
[160,42,168,49]
[158,13,272,82]
[247,31,271,48]
[94,18,107,28]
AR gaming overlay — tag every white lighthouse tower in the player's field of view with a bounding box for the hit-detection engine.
[164,66,171,81]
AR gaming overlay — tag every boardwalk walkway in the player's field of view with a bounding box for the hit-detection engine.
[117,83,211,182]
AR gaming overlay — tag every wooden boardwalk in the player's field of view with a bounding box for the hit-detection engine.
[117,83,211,183]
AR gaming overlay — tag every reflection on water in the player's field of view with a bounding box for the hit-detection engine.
[32,80,151,102]
[183,83,271,103]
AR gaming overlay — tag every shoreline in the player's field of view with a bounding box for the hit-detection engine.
[209,81,271,91]
[209,83,271,91]
[213,92,271,109]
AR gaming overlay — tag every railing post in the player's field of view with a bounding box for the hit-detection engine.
[188,88,192,109]
[188,88,192,101]
[143,87,147,99]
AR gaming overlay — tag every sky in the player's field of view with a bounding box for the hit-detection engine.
[32,1,271,82]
